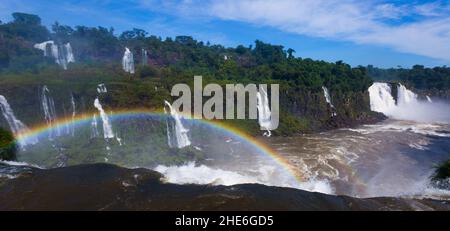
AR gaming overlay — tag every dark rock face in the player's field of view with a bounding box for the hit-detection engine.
[281,90,385,131]
[0,83,385,137]
[0,128,17,161]
[416,89,450,100]
[0,163,448,211]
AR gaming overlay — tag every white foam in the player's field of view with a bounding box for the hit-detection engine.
[0,160,42,169]
[154,162,334,194]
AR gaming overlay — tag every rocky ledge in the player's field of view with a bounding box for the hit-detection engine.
[0,163,448,211]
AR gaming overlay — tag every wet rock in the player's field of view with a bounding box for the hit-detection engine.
[0,163,448,211]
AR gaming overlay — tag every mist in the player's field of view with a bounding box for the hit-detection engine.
[386,100,450,124]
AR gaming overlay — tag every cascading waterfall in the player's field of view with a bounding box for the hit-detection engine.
[426,96,433,103]
[164,100,191,148]
[97,83,107,94]
[64,43,75,63]
[122,47,135,74]
[90,114,99,138]
[70,93,76,136]
[115,134,122,146]
[397,83,418,106]
[33,41,56,57]
[0,95,36,146]
[368,82,421,114]
[141,49,148,65]
[368,82,397,114]
[93,83,121,147]
[34,41,75,70]
[322,86,337,117]
[256,87,272,137]
[93,98,114,139]
[368,82,448,123]
[41,86,60,139]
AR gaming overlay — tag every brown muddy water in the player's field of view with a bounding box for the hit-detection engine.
[266,119,450,198]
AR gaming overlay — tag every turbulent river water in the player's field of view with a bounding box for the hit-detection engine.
[266,120,450,198]
[2,118,448,200]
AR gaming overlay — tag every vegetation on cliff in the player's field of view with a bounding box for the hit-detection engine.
[0,12,381,135]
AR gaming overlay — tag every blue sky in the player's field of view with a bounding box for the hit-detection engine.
[1,0,449,68]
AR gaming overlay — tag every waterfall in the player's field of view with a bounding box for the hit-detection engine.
[70,93,76,136]
[93,98,114,139]
[141,49,148,65]
[90,114,99,138]
[426,96,433,103]
[164,100,191,148]
[41,86,60,139]
[34,41,54,56]
[368,82,448,123]
[122,47,135,74]
[397,83,418,106]
[0,95,35,146]
[97,83,107,94]
[64,43,75,63]
[93,83,122,146]
[368,82,419,114]
[322,86,337,117]
[62,104,71,135]
[256,87,272,137]
[115,134,122,146]
[368,82,397,114]
[34,41,75,70]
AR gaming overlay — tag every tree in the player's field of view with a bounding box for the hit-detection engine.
[52,21,74,41]
[175,36,196,46]
[120,28,148,40]
[3,12,49,42]
[253,40,286,64]
[12,12,41,25]
[287,48,295,59]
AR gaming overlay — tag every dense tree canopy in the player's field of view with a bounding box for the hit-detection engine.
[0,12,376,94]
[367,65,450,90]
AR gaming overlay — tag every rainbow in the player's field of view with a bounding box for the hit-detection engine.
[15,108,302,183]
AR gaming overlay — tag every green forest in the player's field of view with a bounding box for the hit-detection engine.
[0,12,370,91]
[367,65,450,90]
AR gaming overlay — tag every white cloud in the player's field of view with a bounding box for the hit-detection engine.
[414,2,443,17]
[6,0,445,61]
[161,0,450,61]
[373,3,408,19]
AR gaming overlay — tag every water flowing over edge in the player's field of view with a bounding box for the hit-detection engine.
[164,100,191,148]
[122,47,135,74]
[368,82,450,123]
[34,41,75,70]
